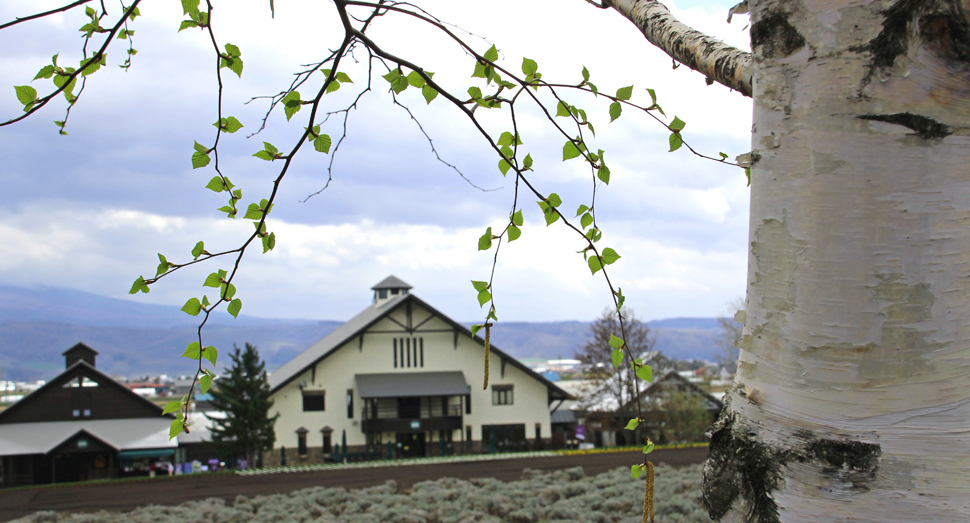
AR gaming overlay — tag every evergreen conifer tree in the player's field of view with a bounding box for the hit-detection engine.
[207,343,278,468]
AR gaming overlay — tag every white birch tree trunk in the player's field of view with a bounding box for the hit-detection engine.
[699,0,970,521]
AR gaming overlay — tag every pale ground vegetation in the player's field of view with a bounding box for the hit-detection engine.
[14,464,710,523]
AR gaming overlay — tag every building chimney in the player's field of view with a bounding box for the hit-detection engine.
[63,342,99,368]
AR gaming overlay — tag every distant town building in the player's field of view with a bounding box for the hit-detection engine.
[266,276,568,465]
[0,343,176,486]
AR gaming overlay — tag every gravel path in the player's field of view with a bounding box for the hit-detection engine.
[0,447,707,522]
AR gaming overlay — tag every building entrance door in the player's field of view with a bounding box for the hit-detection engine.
[397,432,425,458]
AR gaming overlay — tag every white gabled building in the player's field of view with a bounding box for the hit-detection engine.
[266,276,568,465]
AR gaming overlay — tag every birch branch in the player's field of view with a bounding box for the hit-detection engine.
[606,0,752,97]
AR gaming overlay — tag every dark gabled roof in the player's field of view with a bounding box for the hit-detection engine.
[371,275,412,290]
[268,293,568,401]
[62,342,99,356]
[0,359,169,424]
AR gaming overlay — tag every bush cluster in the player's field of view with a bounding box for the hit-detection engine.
[16,464,711,523]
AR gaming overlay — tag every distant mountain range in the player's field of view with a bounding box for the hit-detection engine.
[0,285,726,381]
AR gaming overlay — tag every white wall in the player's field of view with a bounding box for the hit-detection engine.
[270,300,554,450]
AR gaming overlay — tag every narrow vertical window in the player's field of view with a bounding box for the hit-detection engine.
[347,389,354,419]
[406,338,411,367]
[297,432,307,456]
[393,338,398,368]
[465,393,471,414]
[419,338,424,367]
[413,340,418,367]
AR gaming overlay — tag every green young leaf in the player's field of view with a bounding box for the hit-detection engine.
[644,441,655,454]
[483,44,499,62]
[382,69,401,84]
[253,150,275,161]
[609,334,624,349]
[498,159,511,176]
[563,141,582,161]
[556,101,570,117]
[34,65,56,80]
[669,133,684,152]
[181,297,202,316]
[182,342,202,360]
[581,212,593,230]
[391,76,409,94]
[486,307,498,322]
[631,464,643,479]
[625,418,640,430]
[406,70,425,88]
[511,210,524,227]
[507,224,521,242]
[227,298,242,318]
[313,134,332,154]
[646,88,657,104]
[192,241,205,259]
[199,374,213,394]
[597,165,611,185]
[155,253,169,277]
[615,85,634,101]
[588,255,603,275]
[522,57,538,76]
[719,152,729,160]
[616,287,626,311]
[202,345,218,366]
[602,247,621,265]
[522,154,533,170]
[477,289,491,307]
[129,276,149,294]
[169,419,184,439]
[582,66,590,82]
[609,101,622,123]
[201,295,211,308]
[669,116,686,131]
[162,400,182,415]
[497,131,514,146]
[244,203,262,220]
[225,43,241,57]
[467,86,483,100]
[611,348,623,368]
[547,193,562,208]
[262,231,276,253]
[203,272,223,288]
[422,85,438,104]
[478,227,493,251]
[576,204,590,217]
[470,324,484,337]
[282,90,301,121]
[14,85,37,108]
[205,176,226,192]
[636,364,653,383]
[471,280,489,292]
[499,145,513,160]
[192,150,210,169]
[336,71,353,84]
[221,54,243,78]
[745,167,752,187]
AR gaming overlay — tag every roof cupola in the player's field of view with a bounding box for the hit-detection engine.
[371,275,412,307]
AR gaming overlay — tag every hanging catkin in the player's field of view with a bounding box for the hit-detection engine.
[483,323,491,390]
[642,460,655,523]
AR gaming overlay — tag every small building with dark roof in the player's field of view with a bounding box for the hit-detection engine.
[267,277,568,464]
[0,343,176,486]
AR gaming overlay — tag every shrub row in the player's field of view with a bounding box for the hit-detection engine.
[16,464,712,523]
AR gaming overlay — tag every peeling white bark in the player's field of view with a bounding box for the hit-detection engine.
[701,0,970,521]
[607,0,753,96]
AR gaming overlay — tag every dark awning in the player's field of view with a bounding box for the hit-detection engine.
[356,371,470,398]
[117,448,175,459]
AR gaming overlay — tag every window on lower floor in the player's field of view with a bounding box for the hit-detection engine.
[297,431,308,456]
[492,385,513,405]
[302,390,325,411]
[346,389,354,418]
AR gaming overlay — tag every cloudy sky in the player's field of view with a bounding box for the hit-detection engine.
[0,0,752,323]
